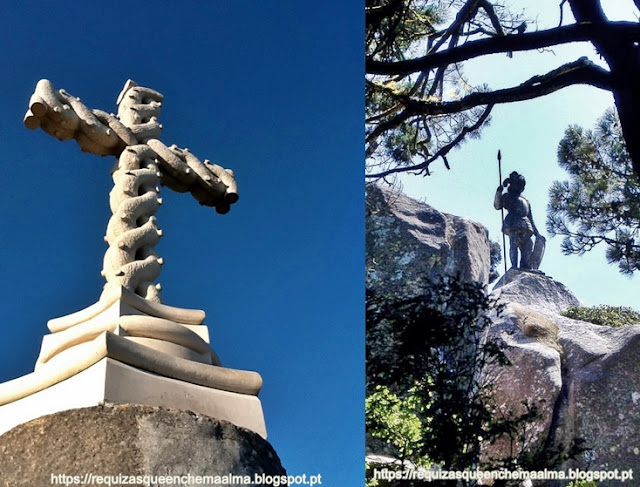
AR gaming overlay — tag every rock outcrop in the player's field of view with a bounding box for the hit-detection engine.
[366,184,494,298]
[483,295,564,465]
[492,270,582,315]
[490,270,640,484]
[555,315,640,476]
[366,188,640,485]
[0,404,285,487]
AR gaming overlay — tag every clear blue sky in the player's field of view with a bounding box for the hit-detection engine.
[400,0,640,310]
[0,1,363,483]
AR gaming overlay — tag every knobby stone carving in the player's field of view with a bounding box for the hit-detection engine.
[24,79,238,302]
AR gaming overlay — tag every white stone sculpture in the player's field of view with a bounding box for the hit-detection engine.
[25,79,238,301]
[0,80,265,438]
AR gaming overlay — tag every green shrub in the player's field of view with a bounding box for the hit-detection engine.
[366,276,519,474]
[567,480,598,487]
[562,305,640,327]
[365,384,427,464]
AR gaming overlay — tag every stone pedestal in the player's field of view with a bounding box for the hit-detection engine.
[0,357,266,438]
[0,404,285,487]
[0,287,267,438]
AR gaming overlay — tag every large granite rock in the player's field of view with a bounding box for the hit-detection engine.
[0,404,285,487]
[555,316,640,477]
[484,300,563,464]
[491,270,640,484]
[492,270,582,315]
[366,188,640,483]
[366,184,493,298]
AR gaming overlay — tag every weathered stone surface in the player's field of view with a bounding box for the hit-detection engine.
[555,320,640,477]
[484,302,563,463]
[490,269,640,483]
[366,184,493,298]
[492,269,582,316]
[0,404,285,487]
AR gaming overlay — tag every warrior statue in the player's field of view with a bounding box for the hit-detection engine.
[494,171,545,270]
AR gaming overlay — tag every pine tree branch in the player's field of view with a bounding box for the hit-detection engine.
[366,105,493,179]
[366,58,612,178]
[403,58,613,117]
[365,0,404,23]
[367,21,640,76]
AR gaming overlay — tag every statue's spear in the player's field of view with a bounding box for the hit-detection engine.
[498,150,507,274]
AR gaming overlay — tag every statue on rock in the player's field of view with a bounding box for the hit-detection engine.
[494,171,545,271]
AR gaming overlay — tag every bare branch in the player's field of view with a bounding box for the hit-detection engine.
[367,21,640,75]
[559,0,568,27]
[478,0,506,36]
[404,58,613,117]
[430,0,481,53]
[366,108,414,157]
[365,0,640,181]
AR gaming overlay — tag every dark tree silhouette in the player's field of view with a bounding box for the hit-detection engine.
[366,0,640,180]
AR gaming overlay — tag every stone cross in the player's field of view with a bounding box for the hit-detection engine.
[24,79,238,303]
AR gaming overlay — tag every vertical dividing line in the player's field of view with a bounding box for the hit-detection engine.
[498,150,507,274]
